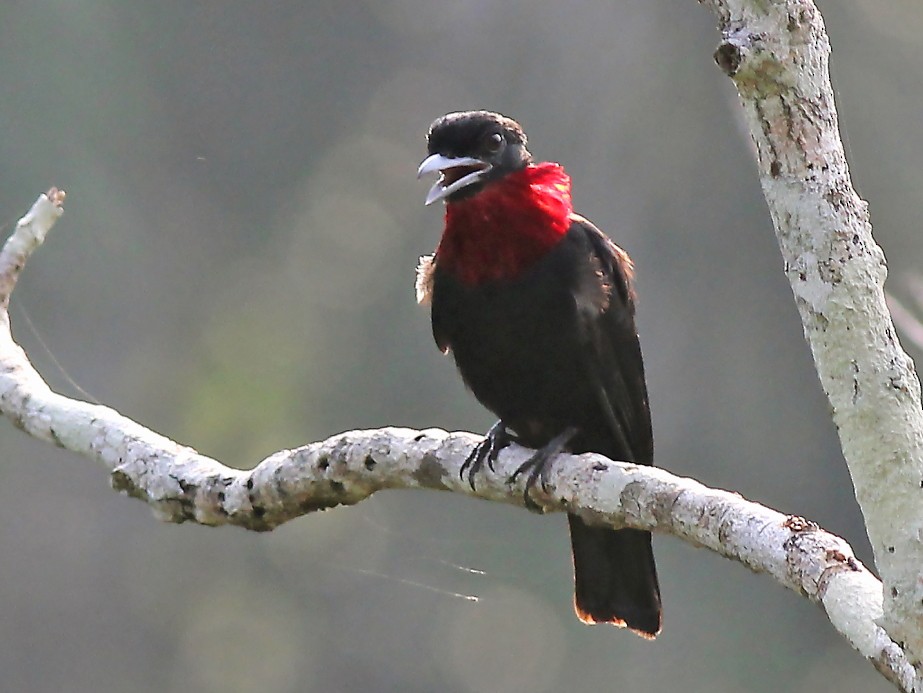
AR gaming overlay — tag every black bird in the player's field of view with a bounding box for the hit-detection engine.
[416,110,661,637]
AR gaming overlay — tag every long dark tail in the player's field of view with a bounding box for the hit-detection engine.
[568,514,661,638]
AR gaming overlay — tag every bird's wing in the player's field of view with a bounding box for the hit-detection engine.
[425,255,453,355]
[569,216,653,465]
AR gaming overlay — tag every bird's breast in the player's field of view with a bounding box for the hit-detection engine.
[436,164,574,286]
[431,242,592,432]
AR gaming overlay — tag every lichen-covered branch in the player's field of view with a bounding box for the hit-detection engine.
[700,0,923,675]
[0,191,915,691]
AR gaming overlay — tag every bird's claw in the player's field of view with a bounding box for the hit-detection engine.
[508,427,578,512]
[460,420,514,490]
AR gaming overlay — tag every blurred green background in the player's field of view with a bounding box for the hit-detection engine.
[0,1,920,691]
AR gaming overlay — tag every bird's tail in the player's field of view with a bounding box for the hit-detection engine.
[567,514,662,638]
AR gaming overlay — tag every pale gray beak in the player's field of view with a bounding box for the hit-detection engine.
[417,153,492,206]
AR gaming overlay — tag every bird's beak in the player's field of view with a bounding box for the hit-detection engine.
[417,154,492,206]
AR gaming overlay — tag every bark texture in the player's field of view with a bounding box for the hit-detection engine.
[702,0,923,671]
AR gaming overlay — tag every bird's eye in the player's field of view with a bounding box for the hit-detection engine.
[485,132,504,152]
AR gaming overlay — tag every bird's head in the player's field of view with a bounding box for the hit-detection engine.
[417,110,533,206]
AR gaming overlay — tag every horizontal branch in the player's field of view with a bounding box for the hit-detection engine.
[0,191,915,691]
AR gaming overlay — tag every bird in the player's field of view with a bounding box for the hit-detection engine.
[415,110,662,637]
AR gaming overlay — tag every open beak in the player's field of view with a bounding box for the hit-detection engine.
[417,154,492,206]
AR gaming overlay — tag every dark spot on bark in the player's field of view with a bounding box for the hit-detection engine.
[217,491,225,503]
[780,98,795,142]
[825,549,860,571]
[252,505,265,519]
[165,499,197,524]
[888,546,895,553]
[413,432,426,442]
[754,100,780,162]
[891,587,898,598]
[48,427,64,447]
[783,515,817,532]
[301,497,337,513]
[413,453,449,490]
[770,161,781,178]
[111,469,135,493]
[364,455,376,471]
[714,42,742,76]
[246,478,254,490]
[329,480,345,495]
[318,456,330,471]
[592,462,608,472]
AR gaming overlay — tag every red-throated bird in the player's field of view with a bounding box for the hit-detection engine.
[416,110,661,637]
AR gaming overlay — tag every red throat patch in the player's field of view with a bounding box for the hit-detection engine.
[437,163,574,286]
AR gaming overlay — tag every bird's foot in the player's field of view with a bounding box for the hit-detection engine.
[460,420,516,490]
[509,427,578,512]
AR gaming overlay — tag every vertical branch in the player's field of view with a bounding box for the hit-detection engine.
[701,0,923,666]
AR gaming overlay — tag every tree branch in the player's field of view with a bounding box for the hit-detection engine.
[701,0,923,672]
[0,190,916,691]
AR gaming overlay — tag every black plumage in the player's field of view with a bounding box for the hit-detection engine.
[418,111,661,636]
